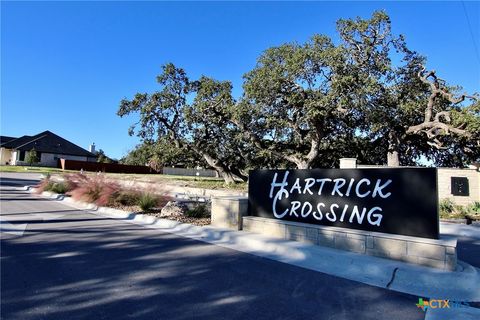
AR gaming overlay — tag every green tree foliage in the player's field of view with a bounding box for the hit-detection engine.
[120,139,201,168]
[96,149,116,164]
[237,31,381,169]
[118,64,249,184]
[118,11,479,178]
[25,148,39,166]
[120,143,155,166]
[336,11,479,166]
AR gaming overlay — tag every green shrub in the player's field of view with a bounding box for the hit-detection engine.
[468,202,480,214]
[42,181,69,194]
[185,204,210,218]
[464,202,480,221]
[49,182,69,194]
[111,191,141,206]
[42,181,54,191]
[25,148,39,166]
[138,193,157,212]
[439,199,469,219]
[439,199,454,214]
[453,204,468,216]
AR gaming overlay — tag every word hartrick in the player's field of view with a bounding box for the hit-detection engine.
[269,171,391,226]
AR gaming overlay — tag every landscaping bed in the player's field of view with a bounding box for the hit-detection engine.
[439,199,480,224]
[33,172,480,227]
[36,173,211,226]
[142,213,211,226]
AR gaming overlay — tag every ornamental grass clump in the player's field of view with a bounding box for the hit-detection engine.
[468,202,480,214]
[65,173,120,206]
[138,193,157,212]
[185,204,210,218]
[35,180,54,194]
[110,190,141,207]
[466,202,480,221]
[48,182,69,194]
[439,198,455,214]
[438,198,477,220]
[34,173,52,194]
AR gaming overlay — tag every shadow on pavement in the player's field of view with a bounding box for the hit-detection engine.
[0,209,80,216]
[1,212,425,320]
[0,177,40,187]
[0,198,53,201]
[457,236,480,268]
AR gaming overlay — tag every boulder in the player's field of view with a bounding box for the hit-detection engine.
[160,201,188,217]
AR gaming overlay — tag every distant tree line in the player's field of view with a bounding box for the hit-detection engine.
[118,11,479,184]
[96,149,117,164]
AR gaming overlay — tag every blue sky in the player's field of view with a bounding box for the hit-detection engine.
[2,1,479,160]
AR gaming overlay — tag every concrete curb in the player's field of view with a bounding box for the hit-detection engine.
[31,188,480,303]
[440,218,480,226]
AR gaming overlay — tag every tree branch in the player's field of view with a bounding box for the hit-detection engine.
[407,66,475,148]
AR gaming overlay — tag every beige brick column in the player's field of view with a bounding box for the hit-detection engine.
[339,158,357,169]
[211,196,248,230]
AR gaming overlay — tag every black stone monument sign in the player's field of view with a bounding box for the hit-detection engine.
[248,168,439,239]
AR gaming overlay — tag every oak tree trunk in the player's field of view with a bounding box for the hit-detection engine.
[219,170,236,184]
[295,160,310,169]
[387,131,401,167]
[199,151,238,184]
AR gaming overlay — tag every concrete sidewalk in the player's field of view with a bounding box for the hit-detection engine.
[440,222,480,240]
[32,188,480,318]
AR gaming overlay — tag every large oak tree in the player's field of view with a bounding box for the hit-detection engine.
[236,34,362,169]
[338,11,479,166]
[119,11,479,180]
[118,64,248,184]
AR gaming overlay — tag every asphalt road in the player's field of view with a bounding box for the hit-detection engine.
[0,173,426,320]
[457,235,480,268]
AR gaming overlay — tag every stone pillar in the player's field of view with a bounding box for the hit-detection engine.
[340,158,357,169]
[211,196,248,230]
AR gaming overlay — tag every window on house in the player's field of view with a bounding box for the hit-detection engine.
[18,150,25,161]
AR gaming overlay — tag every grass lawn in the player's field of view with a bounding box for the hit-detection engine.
[0,165,248,191]
[0,165,75,174]
[104,172,248,191]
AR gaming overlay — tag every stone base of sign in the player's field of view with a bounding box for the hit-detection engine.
[242,216,457,271]
[211,196,249,230]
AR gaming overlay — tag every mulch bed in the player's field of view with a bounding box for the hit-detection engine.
[144,213,211,226]
[106,204,211,226]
